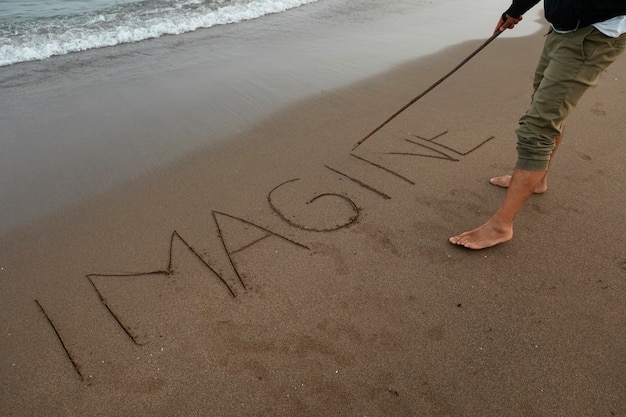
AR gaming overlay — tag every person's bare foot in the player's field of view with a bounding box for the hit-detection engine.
[489,175,548,194]
[448,219,513,249]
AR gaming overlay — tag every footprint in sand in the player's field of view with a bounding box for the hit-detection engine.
[590,102,607,116]
[576,151,592,161]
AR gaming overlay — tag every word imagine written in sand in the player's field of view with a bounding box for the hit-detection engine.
[35,130,493,381]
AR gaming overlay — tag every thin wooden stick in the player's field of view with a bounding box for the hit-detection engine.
[352,31,503,151]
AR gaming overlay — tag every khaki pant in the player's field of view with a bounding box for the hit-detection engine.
[515,26,626,171]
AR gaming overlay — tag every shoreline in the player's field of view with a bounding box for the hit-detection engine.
[0,0,542,234]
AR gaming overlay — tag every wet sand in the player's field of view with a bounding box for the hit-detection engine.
[1,2,625,416]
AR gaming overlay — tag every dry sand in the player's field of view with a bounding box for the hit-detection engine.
[1,5,625,417]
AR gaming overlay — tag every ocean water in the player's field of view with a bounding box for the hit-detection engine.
[0,0,544,68]
[0,0,320,66]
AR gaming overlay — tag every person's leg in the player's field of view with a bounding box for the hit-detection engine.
[449,28,626,249]
[448,168,545,249]
[489,133,562,193]
[489,33,559,194]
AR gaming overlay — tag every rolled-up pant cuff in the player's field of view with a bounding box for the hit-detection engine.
[515,158,550,171]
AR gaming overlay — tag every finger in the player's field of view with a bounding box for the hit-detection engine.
[504,17,518,30]
[494,17,507,33]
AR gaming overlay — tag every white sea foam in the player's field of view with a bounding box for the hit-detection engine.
[0,0,319,66]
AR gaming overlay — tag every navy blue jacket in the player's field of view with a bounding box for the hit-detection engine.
[505,0,626,31]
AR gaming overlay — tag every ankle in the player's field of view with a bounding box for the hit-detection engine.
[489,212,513,232]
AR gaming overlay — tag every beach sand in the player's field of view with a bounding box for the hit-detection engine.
[1,3,625,416]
